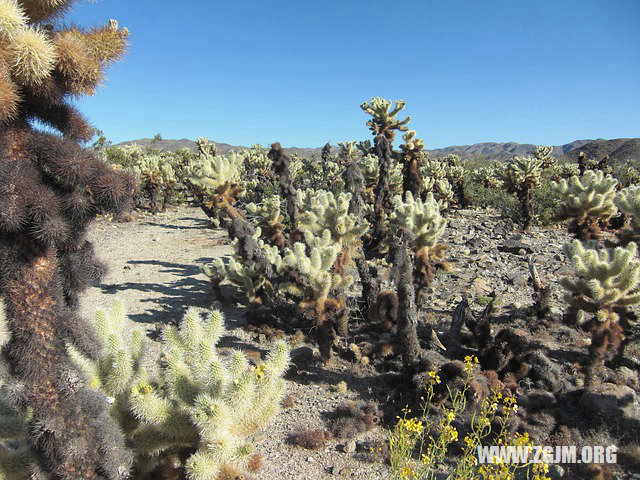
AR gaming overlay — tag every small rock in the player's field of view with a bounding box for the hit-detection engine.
[329,465,340,475]
[472,277,491,293]
[499,238,533,254]
[341,440,356,453]
[548,464,565,479]
[579,383,640,425]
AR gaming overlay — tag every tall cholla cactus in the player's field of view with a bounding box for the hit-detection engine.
[399,130,425,197]
[360,97,410,142]
[0,1,134,478]
[552,170,618,239]
[391,191,447,296]
[296,189,369,270]
[195,136,217,157]
[361,98,410,249]
[532,145,555,169]
[615,185,640,242]
[185,151,244,224]
[72,303,290,480]
[501,156,543,230]
[561,240,640,385]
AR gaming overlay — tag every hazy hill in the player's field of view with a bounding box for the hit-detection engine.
[565,138,640,164]
[115,138,321,158]
[115,137,639,163]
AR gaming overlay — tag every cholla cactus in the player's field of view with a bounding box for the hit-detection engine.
[501,156,543,230]
[296,189,369,269]
[550,162,580,181]
[399,130,425,197]
[360,97,411,142]
[561,240,640,384]
[68,301,145,436]
[0,2,133,478]
[421,159,447,180]
[202,256,271,304]
[391,192,447,293]
[132,155,177,213]
[73,304,289,479]
[282,231,355,359]
[357,139,372,155]
[195,136,217,156]
[247,195,286,248]
[185,151,244,224]
[532,145,555,169]
[615,185,640,242]
[445,164,468,208]
[552,171,618,239]
[338,141,358,163]
[472,167,504,188]
[434,178,454,211]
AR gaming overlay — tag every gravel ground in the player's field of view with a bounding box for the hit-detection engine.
[81,206,387,479]
[10,203,632,479]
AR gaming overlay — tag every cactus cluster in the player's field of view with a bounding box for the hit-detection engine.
[615,185,640,241]
[184,150,245,224]
[67,303,290,480]
[296,189,369,266]
[391,191,447,296]
[0,1,134,478]
[552,170,618,239]
[132,155,177,213]
[497,156,542,230]
[532,145,555,169]
[561,240,640,384]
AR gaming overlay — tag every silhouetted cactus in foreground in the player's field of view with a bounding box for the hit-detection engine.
[0,1,134,478]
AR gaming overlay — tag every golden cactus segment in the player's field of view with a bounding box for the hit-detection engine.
[53,29,103,94]
[8,26,56,84]
[0,0,27,41]
[0,66,20,121]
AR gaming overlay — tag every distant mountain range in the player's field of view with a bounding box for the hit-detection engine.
[115,137,640,163]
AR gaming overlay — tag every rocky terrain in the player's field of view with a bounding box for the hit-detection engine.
[75,205,640,480]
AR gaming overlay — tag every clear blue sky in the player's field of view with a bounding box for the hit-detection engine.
[70,0,640,148]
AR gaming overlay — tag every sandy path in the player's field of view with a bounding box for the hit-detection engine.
[81,206,384,480]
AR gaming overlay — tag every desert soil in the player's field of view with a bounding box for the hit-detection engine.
[73,204,639,479]
[81,206,386,480]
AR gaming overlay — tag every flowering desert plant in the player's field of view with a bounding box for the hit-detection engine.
[387,357,550,480]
